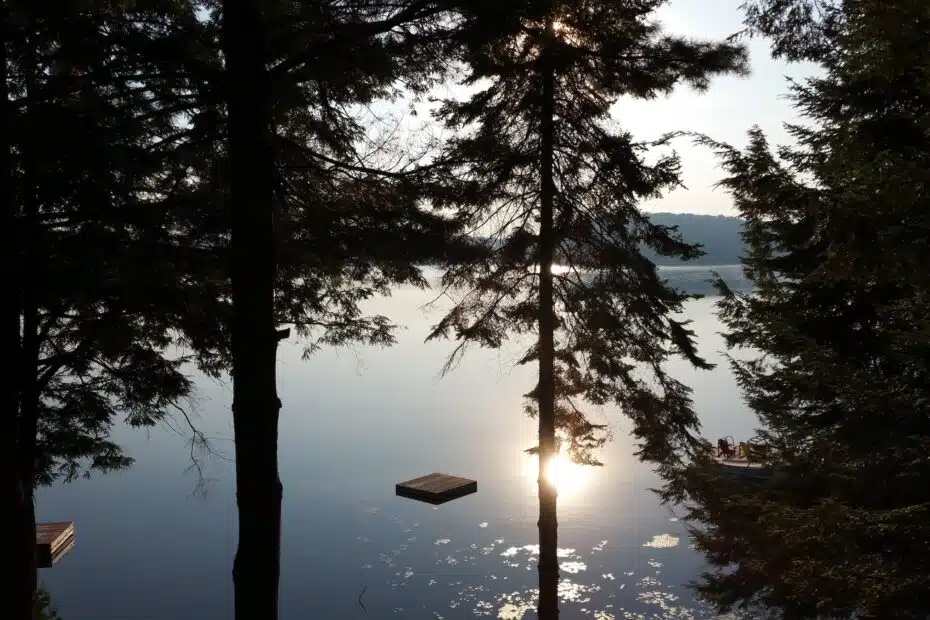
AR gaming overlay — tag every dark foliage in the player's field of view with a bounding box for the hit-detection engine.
[668,1,930,618]
[737,0,843,62]
[429,0,747,468]
[33,587,61,620]
[427,7,745,616]
[189,2,471,618]
[3,1,468,616]
[4,0,202,483]
[3,2,211,617]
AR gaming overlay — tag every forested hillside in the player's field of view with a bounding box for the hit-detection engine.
[644,213,745,265]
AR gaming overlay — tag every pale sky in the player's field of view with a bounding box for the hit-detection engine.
[619,0,819,215]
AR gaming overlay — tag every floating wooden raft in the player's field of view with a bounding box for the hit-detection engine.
[396,473,477,505]
[36,522,75,568]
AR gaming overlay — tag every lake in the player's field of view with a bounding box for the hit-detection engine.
[36,265,757,620]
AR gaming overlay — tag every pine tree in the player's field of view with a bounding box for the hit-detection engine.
[671,1,930,617]
[1,1,26,615]
[427,2,746,617]
[2,2,461,617]
[2,2,209,616]
[207,2,462,616]
[738,0,843,62]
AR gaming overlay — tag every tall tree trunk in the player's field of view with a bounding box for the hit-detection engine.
[18,25,40,618]
[222,1,283,619]
[536,17,559,620]
[16,297,39,620]
[1,5,30,619]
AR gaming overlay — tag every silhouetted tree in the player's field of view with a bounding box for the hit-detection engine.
[427,2,747,617]
[3,2,462,618]
[669,1,930,617]
[2,2,207,616]
[219,2,282,616]
[2,0,25,615]
[737,0,842,62]
[208,1,464,616]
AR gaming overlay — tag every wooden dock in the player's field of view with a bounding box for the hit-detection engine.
[396,473,477,505]
[36,522,75,568]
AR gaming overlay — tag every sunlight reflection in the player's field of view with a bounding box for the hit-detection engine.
[525,448,592,497]
[642,534,680,549]
[359,503,727,620]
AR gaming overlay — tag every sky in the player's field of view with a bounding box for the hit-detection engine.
[616,0,820,216]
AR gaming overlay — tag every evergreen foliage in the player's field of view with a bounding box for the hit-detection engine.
[427,4,745,617]
[2,1,465,616]
[668,1,930,617]
[429,0,747,470]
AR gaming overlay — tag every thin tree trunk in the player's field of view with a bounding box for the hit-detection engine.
[17,26,41,617]
[1,5,31,619]
[222,1,283,619]
[536,17,559,620]
[16,312,39,620]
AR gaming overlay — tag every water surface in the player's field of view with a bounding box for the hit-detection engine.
[37,265,755,619]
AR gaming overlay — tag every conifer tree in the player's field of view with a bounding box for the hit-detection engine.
[427,2,747,616]
[1,0,25,614]
[1,2,460,617]
[210,1,462,616]
[670,1,930,617]
[2,1,207,617]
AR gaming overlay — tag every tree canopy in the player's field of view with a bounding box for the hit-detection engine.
[668,1,930,617]
[3,1,467,617]
[429,0,747,468]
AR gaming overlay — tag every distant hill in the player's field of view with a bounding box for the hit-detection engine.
[473,212,746,266]
[643,212,745,266]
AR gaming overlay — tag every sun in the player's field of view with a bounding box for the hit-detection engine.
[550,18,583,46]
[512,16,583,58]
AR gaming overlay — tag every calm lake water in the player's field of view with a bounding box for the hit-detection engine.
[37,265,757,620]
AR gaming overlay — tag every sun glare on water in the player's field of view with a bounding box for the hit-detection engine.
[526,448,592,497]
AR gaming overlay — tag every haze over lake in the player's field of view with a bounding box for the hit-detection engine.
[37,265,754,620]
